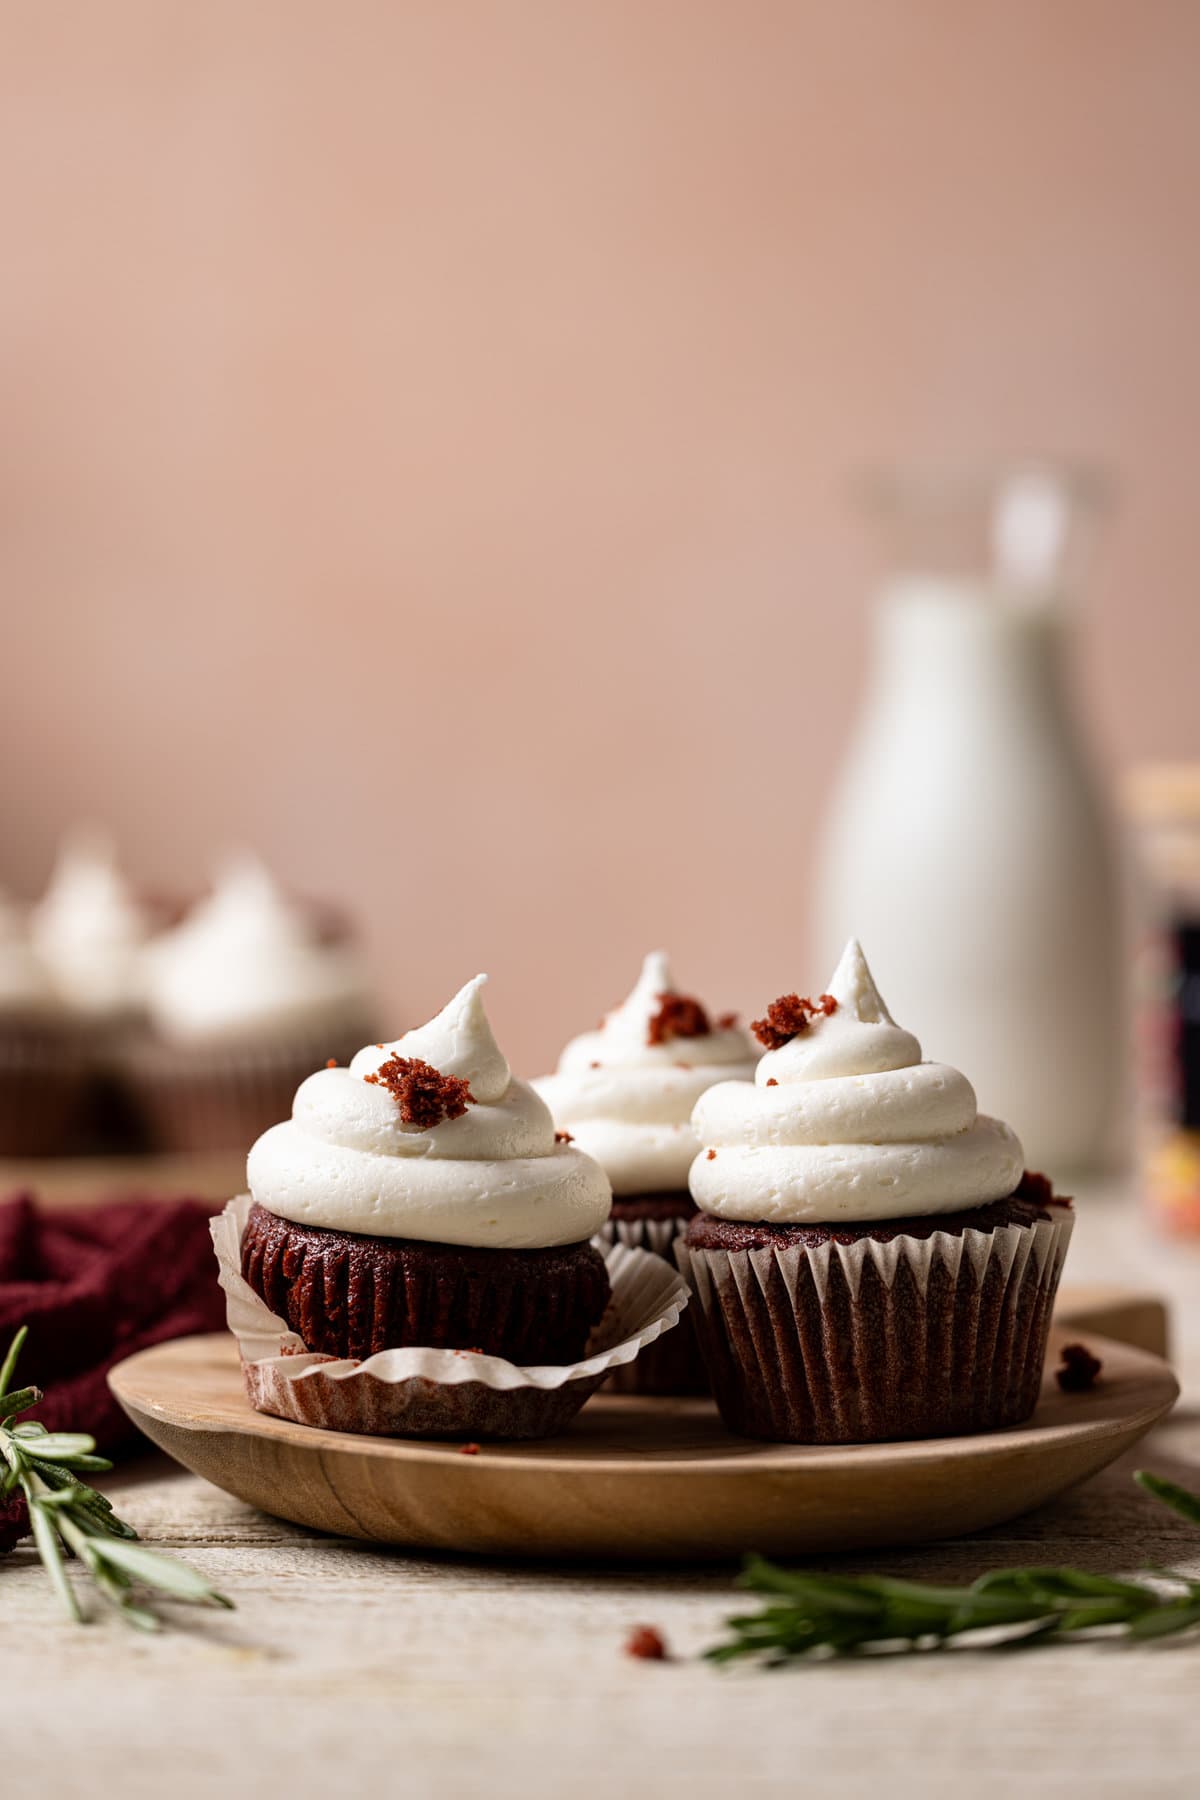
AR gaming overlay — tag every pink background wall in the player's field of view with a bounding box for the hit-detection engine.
[3,2,1198,1070]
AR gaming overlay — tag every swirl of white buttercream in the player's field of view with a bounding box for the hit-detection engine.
[31,829,151,1018]
[0,893,61,1019]
[144,855,369,1043]
[533,951,758,1194]
[689,939,1024,1224]
[248,975,613,1248]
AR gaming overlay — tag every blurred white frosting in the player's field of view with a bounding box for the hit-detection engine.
[0,891,61,1019]
[145,854,369,1044]
[533,951,757,1195]
[31,828,151,1018]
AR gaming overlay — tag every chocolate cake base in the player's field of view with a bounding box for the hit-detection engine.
[602,1191,709,1396]
[684,1188,1058,1251]
[241,1201,611,1364]
[0,1023,89,1157]
[676,1178,1073,1444]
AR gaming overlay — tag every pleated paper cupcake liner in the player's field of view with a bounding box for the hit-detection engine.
[675,1205,1074,1443]
[212,1195,691,1440]
[598,1212,711,1396]
[0,1025,91,1156]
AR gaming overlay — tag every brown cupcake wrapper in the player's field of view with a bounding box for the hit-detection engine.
[0,1026,92,1156]
[675,1207,1074,1443]
[125,1025,373,1154]
[598,1214,711,1396]
[212,1196,690,1440]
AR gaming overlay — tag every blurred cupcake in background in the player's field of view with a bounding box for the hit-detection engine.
[31,828,156,1032]
[534,951,756,1392]
[126,854,376,1154]
[0,890,87,1155]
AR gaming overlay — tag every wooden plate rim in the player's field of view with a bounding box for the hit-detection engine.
[109,1329,1179,1478]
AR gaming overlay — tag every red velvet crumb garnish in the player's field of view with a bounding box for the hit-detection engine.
[706,1148,716,1160]
[750,993,838,1050]
[363,1055,474,1129]
[1056,1343,1103,1393]
[625,1625,669,1661]
[647,992,711,1047]
[1017,1170,1057,1206]
[325,1058,339,1068]
[766,1077,778,1087]
[555,1130,574,1143]
[716,1011,739,1030]
[459,1442,481,1456]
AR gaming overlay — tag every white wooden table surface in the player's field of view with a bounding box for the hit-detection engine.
[4,1183,1200,1800]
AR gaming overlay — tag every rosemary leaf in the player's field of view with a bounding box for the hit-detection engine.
[1135,1470,1200,1527]
[28,1499,82,1623]
[25,1433,104,1461]
[0,1325,234,1628]
[0,1388,42,1424]
[92,1538,235,1607]
[0,1326,28,1398]
[708,1472,1200,1665]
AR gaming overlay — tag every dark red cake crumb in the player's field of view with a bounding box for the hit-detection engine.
[706,1148,717,1160]
[1057,1342,1103,1392]
[716,1011,739,1030]
[751,992,838,1050]
[625,1625,670,1661]
[765,1077,778,1087]
[647,992,711,1047]
[325,1058,339,1068]
[364,1055,473,1128]
[555,1130,574,1143]
[459,1442,481,1456]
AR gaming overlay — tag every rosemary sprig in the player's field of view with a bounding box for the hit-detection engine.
[709,1470,1200,1665]
[0,1326,233,1629]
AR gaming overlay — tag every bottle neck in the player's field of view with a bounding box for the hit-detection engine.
[870,575,1069,717]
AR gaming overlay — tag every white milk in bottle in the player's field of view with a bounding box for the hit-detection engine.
[812,468,1122,1172]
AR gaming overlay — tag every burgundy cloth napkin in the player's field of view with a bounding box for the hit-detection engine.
[0,1192,226,1552]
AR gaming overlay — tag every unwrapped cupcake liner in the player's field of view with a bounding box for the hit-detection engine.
[675,1207,1075,1443]
[125,1024,372,1155]
[212,1195,691,1439]
[598,1212,710,1396]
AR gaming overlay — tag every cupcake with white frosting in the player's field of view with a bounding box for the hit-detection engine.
[240,975,614,1364]
[0,891,88,1154]
[534,951,755,1391]
[31,829,155,1027]
[127,856,375,1153]
[677,939,1074,1443]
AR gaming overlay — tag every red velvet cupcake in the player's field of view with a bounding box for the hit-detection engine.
[534,951,757,1394]
[241,976,614,1368]
[676,941,1074,1443]
[0,892,90,1156]
[125,857,376,1154]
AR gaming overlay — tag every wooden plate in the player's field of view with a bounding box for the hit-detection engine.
[109,1329,1178,1560]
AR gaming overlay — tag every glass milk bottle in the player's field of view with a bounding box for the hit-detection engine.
[812,466,1122,1173]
